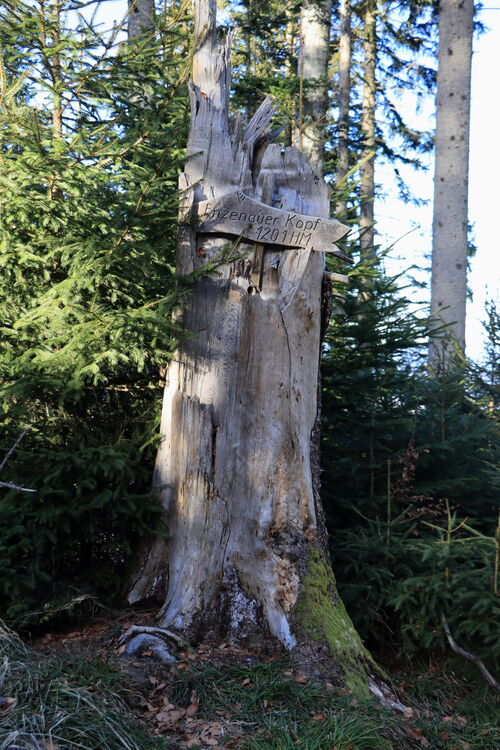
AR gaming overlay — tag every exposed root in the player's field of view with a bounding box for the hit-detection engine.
[117,625,187,665]
[368,678,409,713]
[118,625,187,646]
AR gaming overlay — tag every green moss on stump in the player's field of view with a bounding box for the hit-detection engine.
[294,548,376,695]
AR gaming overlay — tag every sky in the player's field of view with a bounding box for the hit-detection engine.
[87,0,499,362]
[379,1,500,362]
[467,2,500,360]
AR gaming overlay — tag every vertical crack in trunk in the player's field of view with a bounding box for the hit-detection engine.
[210,423,218,485]
[127,0,386,696]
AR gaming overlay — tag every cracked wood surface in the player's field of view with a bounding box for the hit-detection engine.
[128,0,344,648]
[195,190,349,255]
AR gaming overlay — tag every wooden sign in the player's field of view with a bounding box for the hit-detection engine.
[196,190,352,262]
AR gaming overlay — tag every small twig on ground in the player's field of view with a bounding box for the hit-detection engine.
[441,612,500,692]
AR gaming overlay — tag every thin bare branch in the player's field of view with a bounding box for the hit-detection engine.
[0,480,37,493]
[441,613,500,692]
[0,427,31,474]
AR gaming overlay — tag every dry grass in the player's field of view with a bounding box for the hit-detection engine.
[0,623,171,750]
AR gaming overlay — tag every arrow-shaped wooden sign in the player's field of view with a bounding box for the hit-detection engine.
[195,190,352,262]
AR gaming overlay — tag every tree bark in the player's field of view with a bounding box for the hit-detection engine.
[45,0,64,202]
[51,0,63,142]
[299,0,332,174]
[430,0,474,360]
[128,0,378,693]
[128,0,155,39]
[335,0,351,219]
[359,0,377,260]
[285,14,299,148]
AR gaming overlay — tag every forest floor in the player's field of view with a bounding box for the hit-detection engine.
[1,607,498,750]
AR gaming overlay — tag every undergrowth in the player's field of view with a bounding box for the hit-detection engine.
[1,622,498,750]
[169,658,499,749]
[170,660,399,749]
[394,664,500,750]
[0,624,170,750]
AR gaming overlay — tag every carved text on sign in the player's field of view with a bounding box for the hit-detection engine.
[195,191,351,259]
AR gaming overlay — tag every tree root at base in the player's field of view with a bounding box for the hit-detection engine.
[117,625,187,664]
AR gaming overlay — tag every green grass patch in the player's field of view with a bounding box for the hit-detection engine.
[170,660,401,749]
[396,666,500,750]
[170,658,500,750]
[1,622,498,750]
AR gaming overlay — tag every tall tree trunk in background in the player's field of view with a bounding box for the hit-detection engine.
[48,0,63,201]
[127,0,156,109]
[128,0,384,695]
[335,0,352,218]
[128,0,155,39]
[285,14,299,147]
[299,0,332,174]
[430,0,474,360]
[359,0,377,260]
[244,1,254,79]
[51,0,62,141]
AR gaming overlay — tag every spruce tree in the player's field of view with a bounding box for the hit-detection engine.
[0,0,191,623]
[320,269,499,664]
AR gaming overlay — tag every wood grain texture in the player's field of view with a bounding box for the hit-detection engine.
[196,190,349,253]
[128,0,348,650]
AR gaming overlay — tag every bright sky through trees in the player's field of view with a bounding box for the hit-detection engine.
[380,1,500,362]
[88,0,497,361]
[468,2,500,359]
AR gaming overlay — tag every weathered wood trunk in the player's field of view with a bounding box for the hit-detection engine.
[430,0,474,359]
[128,0,377,691]
[299,0,332,173]
[359,0,377,260]
[128,0,155,39]
[335,0,352,219]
